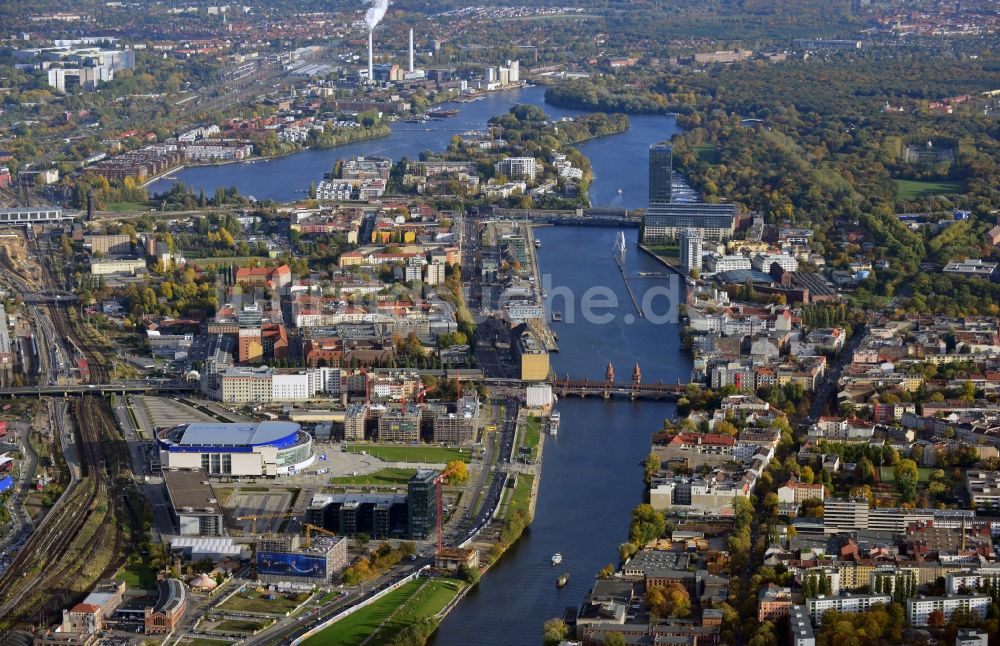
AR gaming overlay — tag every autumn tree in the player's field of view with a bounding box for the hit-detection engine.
[444,460,469,485]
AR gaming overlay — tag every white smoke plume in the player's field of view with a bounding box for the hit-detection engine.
[364,0,388,31]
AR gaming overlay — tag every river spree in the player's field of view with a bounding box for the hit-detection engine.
[156,86,690,643]
[147,85,677,209]
[432,226,691,645]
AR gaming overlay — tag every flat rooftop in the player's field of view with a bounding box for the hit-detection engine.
[162,469,221,513]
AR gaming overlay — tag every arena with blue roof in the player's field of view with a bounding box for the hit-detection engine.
[158,421,314,477]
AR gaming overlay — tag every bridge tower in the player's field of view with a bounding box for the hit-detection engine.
[631,362,641,400]
[604,362,615,399]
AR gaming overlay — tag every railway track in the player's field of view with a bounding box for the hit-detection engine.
[43,303,112,384]
[0,397,131,626]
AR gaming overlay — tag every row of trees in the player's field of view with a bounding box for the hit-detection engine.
[342,541,417,585]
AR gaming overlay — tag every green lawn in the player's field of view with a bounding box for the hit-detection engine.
[878,466,935,483]
[219,591,302,614]
[644,244,680,260]
[388,579,464,628]
[693,143,720,164]
[302,579,463,646]
[523,416,541,456]
[302,581,422,646]
[103,201,148,212]
[330,468,417,486]
[116,561,158,589]
[893,178,965,200]
[343,444,471,464]
[504,474,534,521]
[214,619,271,634]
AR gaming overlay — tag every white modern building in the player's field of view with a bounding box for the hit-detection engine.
[751,252,799,273]
[90,258,147,276]
[526,384,554,408]
[805,594,890,624]
[679,229,703,275]
[906,595,990,627]
[966,471,1000,510]
[214,366,341,403]
[956,630,990,646]
[704,254,752,273]
[494,157,537,182]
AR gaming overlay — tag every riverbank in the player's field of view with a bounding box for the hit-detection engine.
[637,243,692,284]
[142,128,391,193]
[300,409,544,646]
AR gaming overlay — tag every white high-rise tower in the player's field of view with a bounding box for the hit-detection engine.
[409,28,414,73]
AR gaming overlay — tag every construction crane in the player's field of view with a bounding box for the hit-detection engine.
[303,523,338,547]
[434,463,463,554]
[237,512,300,535]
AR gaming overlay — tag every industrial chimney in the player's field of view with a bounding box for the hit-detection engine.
[86,189,94,220]
[368,30,374,83]
[408,28,414,73]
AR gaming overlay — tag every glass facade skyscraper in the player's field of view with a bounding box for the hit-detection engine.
[648,142,673,207]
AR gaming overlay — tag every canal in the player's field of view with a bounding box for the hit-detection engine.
[147,85,677,209]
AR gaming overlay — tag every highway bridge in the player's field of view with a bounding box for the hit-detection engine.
[0,382,199,397]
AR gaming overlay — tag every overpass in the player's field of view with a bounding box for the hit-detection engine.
[20,290,78,304]
[0,382,199,397]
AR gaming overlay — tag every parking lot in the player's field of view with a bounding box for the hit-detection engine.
[132,395,217,431]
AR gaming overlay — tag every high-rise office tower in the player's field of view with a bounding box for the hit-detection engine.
[648,142,673,207]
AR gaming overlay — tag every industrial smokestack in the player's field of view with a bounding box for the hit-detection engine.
[368,29,374,83]
[409,28,414,73]
[86,189,94,220]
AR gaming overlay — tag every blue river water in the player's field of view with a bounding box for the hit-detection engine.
[154,86,692,643]
[147,85,678,210]
[431,225,690,645]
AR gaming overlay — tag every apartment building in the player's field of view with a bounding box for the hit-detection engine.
[805,594,891,625]
[906,595,990,627]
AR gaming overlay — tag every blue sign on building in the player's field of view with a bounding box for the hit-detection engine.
[256,552,326,579]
